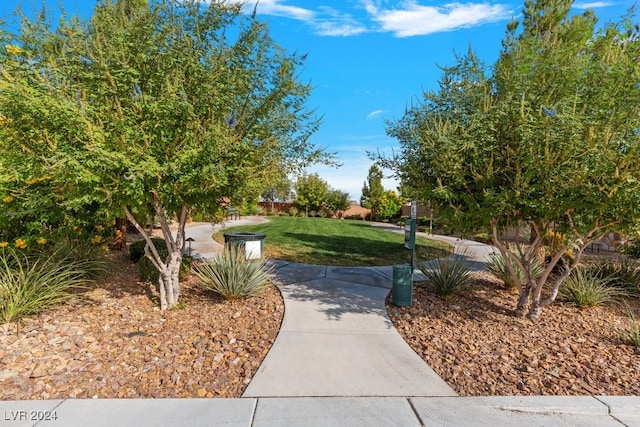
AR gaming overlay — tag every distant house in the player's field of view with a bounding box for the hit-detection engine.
[401,202,432,218]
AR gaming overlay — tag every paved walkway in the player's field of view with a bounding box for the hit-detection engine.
[3,217,639,426]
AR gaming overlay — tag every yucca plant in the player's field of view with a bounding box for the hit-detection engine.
[486,251,544,289]
[0,249,91,324]
[194,244,274,299]
[418,250,473,297]
[557,267,627,308]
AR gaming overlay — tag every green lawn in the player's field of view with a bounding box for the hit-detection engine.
[214,216,452,266]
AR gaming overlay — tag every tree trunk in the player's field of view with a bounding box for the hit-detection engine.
[124,200,188,311]
[515,285,530,318]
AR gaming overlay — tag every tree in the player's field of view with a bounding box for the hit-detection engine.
[325,188,350,216]
[0,0,329,310]
[294,173,329,215]
[377,190,404,220]
[360,165,384,220]
[261,175,292,212]
[379,1,640,320]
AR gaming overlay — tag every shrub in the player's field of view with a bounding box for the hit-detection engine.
[278,212,290,217]
[557,267,627,307]
[288,206,298,217]
[318,210,327,218]
[194,245,274,299]
[584,258,640,295]
[620,305,640,350]
[473,233,492,244]
[486,251,544,289]
[129,238,167,262]
[0,248,91,324]
[418,250,473,297]
[621,237,640,259]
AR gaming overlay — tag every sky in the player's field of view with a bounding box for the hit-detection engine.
[0,0,634,201]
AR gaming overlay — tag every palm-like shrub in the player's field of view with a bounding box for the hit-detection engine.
[558,267,627,308]
[0,249,93,324]
[486,251,544,289]
[194,245,274,299]
[418,251,473,297]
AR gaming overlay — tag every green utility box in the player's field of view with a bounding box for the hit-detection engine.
[404,219,416,249]
[392,264,413,306]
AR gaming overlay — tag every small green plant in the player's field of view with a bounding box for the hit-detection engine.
[584,258,640,295]
[558,267,627,308]
[288,206,298,217]
[418,250,473,297]
[473,233,492,244]
[486,251,544,289]
[0,248,90,324]
[194,245,274,299]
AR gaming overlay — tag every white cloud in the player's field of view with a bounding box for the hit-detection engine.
[371,2,512,37]
[243,0,511,38]
[366,110,388,120]
[244,0,315,21]
[573,2,615,9]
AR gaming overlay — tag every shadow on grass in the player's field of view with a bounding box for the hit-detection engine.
[281,232,448,266]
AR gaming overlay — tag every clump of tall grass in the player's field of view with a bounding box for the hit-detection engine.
[583,258,640,295]
[194,244,274,300]
[486,251,544,289]
[418,249,473,297]
[557,267,627,308]
[0,247,99,324]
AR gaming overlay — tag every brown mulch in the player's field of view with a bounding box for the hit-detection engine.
[0,251,284,400]
[3,249,639,399]
[387,272,640,396]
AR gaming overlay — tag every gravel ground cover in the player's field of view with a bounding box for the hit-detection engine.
[0,251,284,400]
[387,272,640,396]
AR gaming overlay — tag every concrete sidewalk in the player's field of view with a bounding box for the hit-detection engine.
[2,395,637,426]
[3,219,639,426]
[243,262,456,398]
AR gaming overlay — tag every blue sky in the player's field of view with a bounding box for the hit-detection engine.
[1,0,633,200]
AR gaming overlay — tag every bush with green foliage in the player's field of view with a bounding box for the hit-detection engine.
[557,267,627,308]
[473,233,492,244]
[418,250,473,297]
[0,248,99,324]
[129,238,167,262]
[194,245,274,299]
[486,251,544,289]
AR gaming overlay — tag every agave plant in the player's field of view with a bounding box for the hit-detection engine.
[195,244,274,300]
[418,249,473,297]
